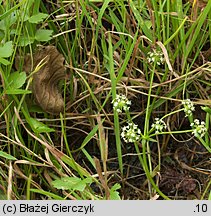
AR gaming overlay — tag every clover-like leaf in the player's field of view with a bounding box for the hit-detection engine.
[35,29,53,42]
[19,36,35,47]
[0,41,13,58]
[0,11,17,31]
[29,13,48,23]
[110,183,121,200]
[8,71,27,89]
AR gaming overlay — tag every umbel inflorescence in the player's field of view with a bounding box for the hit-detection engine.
[112,94,131,113]
[112,94,207,143]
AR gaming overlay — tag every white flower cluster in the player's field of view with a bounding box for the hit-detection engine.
[112,94,131,113]
[121,122,141,143]
[182,99,195,117]
[190,119,207,137]
[147,50,165,65]
[151,118,167,134]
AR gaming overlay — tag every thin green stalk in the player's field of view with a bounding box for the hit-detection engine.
[26,174,32,200]
[142,62,165,198]
[134,142,170,200]
[108,34,123,174]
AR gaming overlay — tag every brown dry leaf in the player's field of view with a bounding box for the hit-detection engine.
[94,157,110,199]
[16,46,65,114]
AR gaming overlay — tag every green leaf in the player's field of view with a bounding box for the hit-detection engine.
[0,1,25,21]
[0,151,17,160]
[0,11,17,31]
[73,124,99,153]
[0,41,13,58]
[5,89,31,94]
[52,177,92,192]
[111,183,121,191]
[148,137,158,143]
[28,117,55,133]
[145,20,152,29]
[110,183,121,200]
[28,105,44,113]
[30,189,64,200]
[201,106,211,115]
[35,29,53,42]
[8,71,27,89]
[0,57,11,65]
[61,155,91,177]
[19,36,35,47]
[29,13,48,23]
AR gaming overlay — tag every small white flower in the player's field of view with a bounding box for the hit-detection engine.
[113,102,118,107]
[121,122,141,143]
[112,94,131,113]
[182,99,195,117]
[147,50,165,65]
[117,109,121,113]
[151,118,167,134]
[191,119,207,137]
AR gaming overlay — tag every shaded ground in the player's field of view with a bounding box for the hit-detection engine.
[67,99,211,200]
